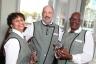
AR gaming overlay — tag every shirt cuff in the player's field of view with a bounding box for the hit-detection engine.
[72,54,81,63]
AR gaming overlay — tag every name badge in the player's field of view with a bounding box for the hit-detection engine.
[75,39,82,43]
[53,33,58,36]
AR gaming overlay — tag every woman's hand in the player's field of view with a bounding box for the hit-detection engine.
[29,51,37,64]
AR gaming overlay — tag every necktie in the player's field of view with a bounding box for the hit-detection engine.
[24,36,26,40]
[70,31,74,33]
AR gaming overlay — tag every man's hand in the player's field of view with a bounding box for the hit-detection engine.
[56,48,72,60]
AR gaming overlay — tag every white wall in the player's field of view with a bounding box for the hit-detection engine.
[66,0,82,31]
[0,0,1,23]
[0,0,18,46]
[68,0,81,18]
[51,0,82,31]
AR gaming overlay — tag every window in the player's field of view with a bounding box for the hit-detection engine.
[81,0,96,32]
[20,0,49,24]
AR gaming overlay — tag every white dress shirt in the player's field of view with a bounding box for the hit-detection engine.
[4,29,24,64]
[68,27,94,64]
[23,21,64,41]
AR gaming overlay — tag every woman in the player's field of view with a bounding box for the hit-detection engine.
[4,12,34,64]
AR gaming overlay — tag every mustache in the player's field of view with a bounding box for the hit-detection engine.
[45,16,50,19]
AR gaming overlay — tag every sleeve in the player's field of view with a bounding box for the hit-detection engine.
[4,38,20,64]
[58,27,64,41]
[23,23,34,41]
[72,31,94,63]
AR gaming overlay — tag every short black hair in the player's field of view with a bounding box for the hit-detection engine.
[7,12,25,28]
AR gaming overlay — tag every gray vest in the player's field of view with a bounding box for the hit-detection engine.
[58,30,87,64]
[5,32,31,64]
[31,21,59,64]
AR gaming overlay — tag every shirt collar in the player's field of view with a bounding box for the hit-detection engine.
[68,26,82,33]
[42,20,53,25]
[12,29,24,39]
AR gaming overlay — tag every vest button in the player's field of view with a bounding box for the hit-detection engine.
[44,54,46,56]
